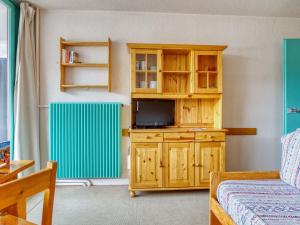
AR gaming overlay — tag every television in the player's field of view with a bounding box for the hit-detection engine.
[135,100,175,128]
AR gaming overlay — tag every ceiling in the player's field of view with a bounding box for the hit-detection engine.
[27,0,300,18]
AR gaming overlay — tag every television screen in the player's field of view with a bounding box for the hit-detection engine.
[135,100,175,128]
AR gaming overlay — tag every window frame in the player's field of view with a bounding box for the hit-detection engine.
[0,0,19,159]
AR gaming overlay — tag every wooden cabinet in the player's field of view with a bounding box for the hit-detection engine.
[164,143,194,188]
[194,51,222,93]
[128,43,226,96]
[128,42,227,197]
[195,142,225,186]
[130,49,162,93]
[130,143,163,189]
[129,130,226,196]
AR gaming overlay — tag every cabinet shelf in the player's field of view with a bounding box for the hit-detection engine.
[62,63,109,68]
[197,70,217,73]
[61,84,108,88]
[61,41,109,47]
[162,71,191,74]
[136,70,157,73]
[60,37,111,92]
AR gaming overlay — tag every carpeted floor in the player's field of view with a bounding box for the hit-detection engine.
[27,186,209,225]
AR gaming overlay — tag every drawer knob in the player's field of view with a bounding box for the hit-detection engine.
[160,161,165,168]
[146,136,151,139]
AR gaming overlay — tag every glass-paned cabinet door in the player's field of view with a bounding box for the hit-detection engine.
[131,50,162,93]
[194,51,221,93]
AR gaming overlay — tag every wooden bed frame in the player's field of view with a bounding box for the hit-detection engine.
[209,171,280,225]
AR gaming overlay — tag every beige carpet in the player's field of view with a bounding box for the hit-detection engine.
[27,186,209,225]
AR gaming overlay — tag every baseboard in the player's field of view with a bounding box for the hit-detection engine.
[56,178,129,187]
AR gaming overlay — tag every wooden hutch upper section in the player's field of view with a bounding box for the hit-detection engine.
[127,43,227,99]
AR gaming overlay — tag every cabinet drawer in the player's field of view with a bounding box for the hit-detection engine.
[164,133,195,142]
[195,132,225,142]
[130,133,163,142]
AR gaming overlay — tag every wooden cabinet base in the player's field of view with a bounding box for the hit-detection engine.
[129,129,226,197]
[129,186,209,197]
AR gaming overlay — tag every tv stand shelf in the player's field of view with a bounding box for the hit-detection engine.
[129,127,227,133]
[127,42,227,197]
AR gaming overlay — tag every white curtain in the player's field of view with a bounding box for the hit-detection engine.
[14,3,40,172]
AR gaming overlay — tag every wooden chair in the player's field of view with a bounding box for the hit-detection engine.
[0,161,57,225]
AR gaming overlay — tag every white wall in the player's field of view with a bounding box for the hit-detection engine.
[39,10,300,177]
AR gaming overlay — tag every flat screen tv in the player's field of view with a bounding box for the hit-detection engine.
[135,100,175,128]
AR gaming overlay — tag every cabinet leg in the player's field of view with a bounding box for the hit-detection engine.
[130,191,136,198]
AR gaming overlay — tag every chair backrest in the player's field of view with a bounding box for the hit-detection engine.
[0,161,57,225]
[280,129,300,188]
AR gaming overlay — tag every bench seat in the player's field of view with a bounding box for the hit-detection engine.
[217,179,300,225]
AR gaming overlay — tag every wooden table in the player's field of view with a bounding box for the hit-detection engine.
[0,214,36,225]
[0,160,35,222]
[0,160,34,184]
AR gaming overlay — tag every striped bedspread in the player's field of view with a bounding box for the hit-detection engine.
[217,179,300,225]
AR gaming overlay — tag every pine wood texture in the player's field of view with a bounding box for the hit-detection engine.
[209,171,280,225]
[0,161,57,225]
[225,128,257,135]
[61,63,108,68]
[0,160,34,184]
[129,130,226,194]
[130,132,163,143]
[164,143,195,187]
[195,142,225,186]
[163,132,195,142]
[195,132,225,142]
[128,42,229,196]
[60,37,112,91]
[127,43,227,51]
[122,128,257,136]
[0,215,36,225]
[131,93,221,99]
[130,143,163,188]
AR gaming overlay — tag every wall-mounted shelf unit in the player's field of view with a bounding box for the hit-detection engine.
[59,37,112,92]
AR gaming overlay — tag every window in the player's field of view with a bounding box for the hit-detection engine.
[0,2,9,143]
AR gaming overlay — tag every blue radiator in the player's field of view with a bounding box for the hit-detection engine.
[49,103,122,178]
